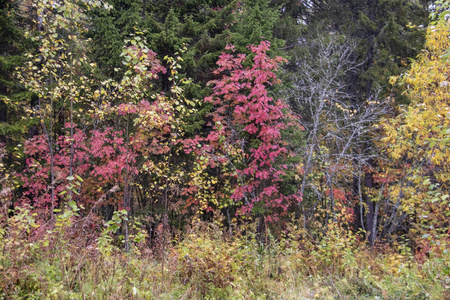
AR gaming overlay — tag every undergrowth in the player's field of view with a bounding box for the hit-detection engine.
[0,207,448,299]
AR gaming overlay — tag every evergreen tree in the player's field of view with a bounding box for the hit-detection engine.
[271,0,306,54]
[89,0,292,93]
[0,0,17,129]
[232,0,282,50]
[89,5,123,78]
[88,0,145,79]
[306,0,430,102]
[0,0,33,142]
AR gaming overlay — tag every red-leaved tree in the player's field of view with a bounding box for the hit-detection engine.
[185,41,301,221]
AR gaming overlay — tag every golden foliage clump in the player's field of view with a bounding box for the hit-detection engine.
[382,14,450,244]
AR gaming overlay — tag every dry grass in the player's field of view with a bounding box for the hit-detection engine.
[0,209,448,299]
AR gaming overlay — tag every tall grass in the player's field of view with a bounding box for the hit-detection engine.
[0,207,448,299]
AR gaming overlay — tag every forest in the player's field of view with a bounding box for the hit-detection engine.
[0,0,449,298]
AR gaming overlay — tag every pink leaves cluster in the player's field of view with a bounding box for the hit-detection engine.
[21,125,133,209]
[194,41,301,219]
[18,41,178,212]
[21,96,176,210]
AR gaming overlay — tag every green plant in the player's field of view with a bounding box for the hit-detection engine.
[176,222,245,296]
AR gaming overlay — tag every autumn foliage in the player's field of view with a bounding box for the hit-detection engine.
[182,42,301,220]
[380,14,450,253]
[0,0,449,298]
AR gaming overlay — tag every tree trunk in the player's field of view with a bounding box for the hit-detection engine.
[365,169,377,246]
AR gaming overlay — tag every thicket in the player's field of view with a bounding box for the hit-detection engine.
[0,0,449,298]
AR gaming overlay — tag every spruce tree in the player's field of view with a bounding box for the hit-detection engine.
[0,0,32,141]
[88,0,145,79]
[306,0,430,102]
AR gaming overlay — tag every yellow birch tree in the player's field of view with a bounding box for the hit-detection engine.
[381,7,450,251]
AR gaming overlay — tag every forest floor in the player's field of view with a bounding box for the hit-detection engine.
[1,213,449,299]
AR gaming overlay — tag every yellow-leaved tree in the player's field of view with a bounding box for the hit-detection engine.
[381,5,450,254]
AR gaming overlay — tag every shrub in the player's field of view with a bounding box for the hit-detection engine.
[176,222,245,295]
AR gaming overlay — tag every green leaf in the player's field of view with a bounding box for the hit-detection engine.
[68,200,78,211]
[110,224,119,233]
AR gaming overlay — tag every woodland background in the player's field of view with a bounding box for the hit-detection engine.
[0,0,449,298]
